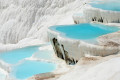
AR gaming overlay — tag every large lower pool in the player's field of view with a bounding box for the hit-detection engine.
[11,60,56,79]
[50,23,119,41]
[90,0,120,11]
[0,44,56,80]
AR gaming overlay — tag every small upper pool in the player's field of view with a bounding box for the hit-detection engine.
[90,0,120,11]
[50,23,119,41]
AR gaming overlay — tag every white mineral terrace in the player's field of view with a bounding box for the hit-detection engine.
[48,24,120,64]
[48,0,120,65]
[1,0,120,80]
[73,0,120,24]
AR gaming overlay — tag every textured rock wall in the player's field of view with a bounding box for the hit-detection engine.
[0,0,86,44]
[84,6,120,23]
[72,13,86,24]
[48,30,79,65]
[51,37,77,65]
[73,5,120,24]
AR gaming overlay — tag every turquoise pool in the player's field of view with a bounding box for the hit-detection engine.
[50,23,119,41]
[90,0,120,11]
[11,60,56,79]
[0,46,39,64]
[0,44,56,80]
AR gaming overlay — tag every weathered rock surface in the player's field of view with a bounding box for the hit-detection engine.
[98,31,120,47]
[27,72,62,80]
[57,54,120,80]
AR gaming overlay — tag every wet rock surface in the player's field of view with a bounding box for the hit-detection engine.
[52,38,64,60]
[52,38,78,65]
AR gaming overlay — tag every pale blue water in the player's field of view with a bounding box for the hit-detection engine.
[12,60,56,79]
[50,23,119,40]
[0,46,39,64]
[90,0,120,11]
[0,44,56,80]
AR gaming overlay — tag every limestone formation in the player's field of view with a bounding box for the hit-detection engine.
[52,38,64,60]
[98,31,120,47]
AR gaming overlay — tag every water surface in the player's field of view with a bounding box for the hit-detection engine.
[50,23,119,41]
[0,44,56,80]
[90,0,120,11]
[0,46,39,64]
[11,60,56,79]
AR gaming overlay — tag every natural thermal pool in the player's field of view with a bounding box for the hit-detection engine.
[0,44,56,80]
[50,23,119,42]
[90,0,120,11]
[11,60,56,79]
[0,46,39,64]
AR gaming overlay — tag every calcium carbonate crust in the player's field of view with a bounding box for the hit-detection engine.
[48,28,120,64]
[73,4,120,24]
